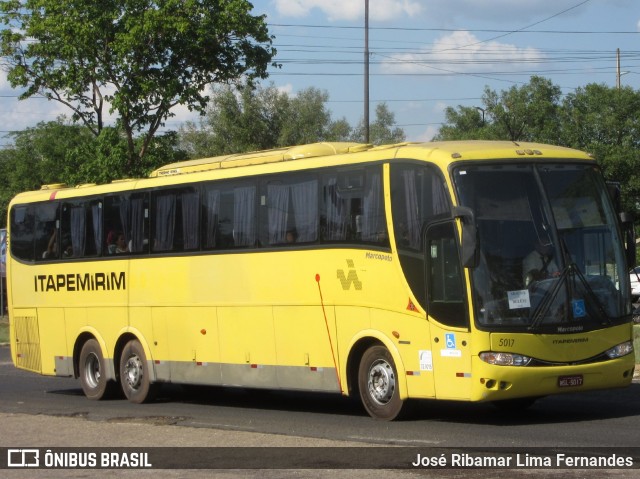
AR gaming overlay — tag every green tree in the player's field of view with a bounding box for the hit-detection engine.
[0,119,95,225]
[561,84,640,213]
[0,0,276,172]
[0,119,187,226]
[180,84,357,157]
[484,76,562,143]
[352,103,406,145]
[436,76,562,142]
[434,105,497,141]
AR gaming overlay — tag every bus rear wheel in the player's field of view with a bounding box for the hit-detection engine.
[120,339,157,403]
[358,345,406,420]
[79,339,114,400]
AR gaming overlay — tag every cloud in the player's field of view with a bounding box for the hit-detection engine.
[380,30,544,75]
[272,0,422,22]
[414,125,438,142]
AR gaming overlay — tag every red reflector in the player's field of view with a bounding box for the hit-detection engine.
[456,372,465,377]
[310,367,317,371]
[251,364,258,369]
[406,371,414,376]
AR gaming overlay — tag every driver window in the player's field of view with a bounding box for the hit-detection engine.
[426,221,467,328]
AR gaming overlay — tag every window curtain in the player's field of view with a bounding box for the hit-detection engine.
[155,194,176,251]
[267,184,289,244]
[362,171,384,242]
[432,174,449,216]
[119,199,130,246]
[291,180,318,242]
[130,198,145,252]
[233,186,256,247]
[402,169,421,250]
[92,203,102,255]
[325,177,347,240]
[204,189,220,248]
[70,206,86,257]
[182,191,200,250]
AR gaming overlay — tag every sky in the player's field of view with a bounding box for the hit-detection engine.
[0,0,639,146]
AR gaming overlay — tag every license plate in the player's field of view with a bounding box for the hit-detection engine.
[558,375,583,387]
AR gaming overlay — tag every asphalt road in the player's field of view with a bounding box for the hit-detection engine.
[1,346,639,479]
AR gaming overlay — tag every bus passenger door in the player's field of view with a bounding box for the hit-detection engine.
[425,221,472,400]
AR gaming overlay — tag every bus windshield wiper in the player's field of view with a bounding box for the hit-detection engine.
[528,265,569,332]
[528,263,613,332]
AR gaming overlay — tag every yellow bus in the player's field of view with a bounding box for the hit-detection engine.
[6,141,636,420]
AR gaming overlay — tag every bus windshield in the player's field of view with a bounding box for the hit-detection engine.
[454,163,631,333]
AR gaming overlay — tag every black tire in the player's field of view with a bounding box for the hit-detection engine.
[358,345,406,420]
[120,339,157,404]
[79,339,115,400]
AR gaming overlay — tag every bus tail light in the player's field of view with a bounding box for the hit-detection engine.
[479,352,532,366]
[605,341,633,359]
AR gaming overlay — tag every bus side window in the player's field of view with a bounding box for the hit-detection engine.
[202,181,256,250]
[152,187,200,253]
[10,205,35,261]
[104,194,148,255]
[261,175,319,246]
[426,221,467,328]
[34,203,60,261]
[320,165,388,246]
[60,200,102,258]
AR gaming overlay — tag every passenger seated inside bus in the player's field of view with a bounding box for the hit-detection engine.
[115,232,129,253]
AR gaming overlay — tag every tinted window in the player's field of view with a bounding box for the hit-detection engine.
[260,174,318,246]
[10,205,35,261]
[320,165,388,246]
[152,187,200,253]
[61,200,102,258]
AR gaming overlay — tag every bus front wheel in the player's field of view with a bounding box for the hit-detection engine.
[358,345,406,420]
[120,339,158,403]
[79,339,113,400]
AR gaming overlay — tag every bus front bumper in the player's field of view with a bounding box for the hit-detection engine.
[470,354,636,402]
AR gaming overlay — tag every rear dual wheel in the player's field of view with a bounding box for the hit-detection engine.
[120,339,158,403]
[78,339,118,400]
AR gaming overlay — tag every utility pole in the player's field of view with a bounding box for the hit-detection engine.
[364,0,370,143]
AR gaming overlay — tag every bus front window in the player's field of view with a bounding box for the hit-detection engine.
[454,163,630,333]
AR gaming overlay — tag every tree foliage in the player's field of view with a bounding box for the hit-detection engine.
[351,103,406,145]
[0,119,187,226]
[0,0,276,172]
[179,84,401,158]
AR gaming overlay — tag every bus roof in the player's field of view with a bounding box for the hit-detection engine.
[149,142,373,177]
[13,140,594,204]
[149,140,593,178]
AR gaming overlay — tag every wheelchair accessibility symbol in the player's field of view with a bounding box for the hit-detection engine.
[445,333,456,349]
[572,299,586,318]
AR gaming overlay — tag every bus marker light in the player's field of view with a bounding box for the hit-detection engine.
[200,329,206,335]
[392,331,400,339]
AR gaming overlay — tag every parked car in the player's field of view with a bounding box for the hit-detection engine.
[630,266,640,303]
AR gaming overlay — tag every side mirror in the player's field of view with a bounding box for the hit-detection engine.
[452,206,479,268]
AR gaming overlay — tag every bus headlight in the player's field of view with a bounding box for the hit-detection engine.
[479,352,532,366]
[605,341,633,359]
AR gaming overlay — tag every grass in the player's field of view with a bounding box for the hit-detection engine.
[0,315,8,344]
